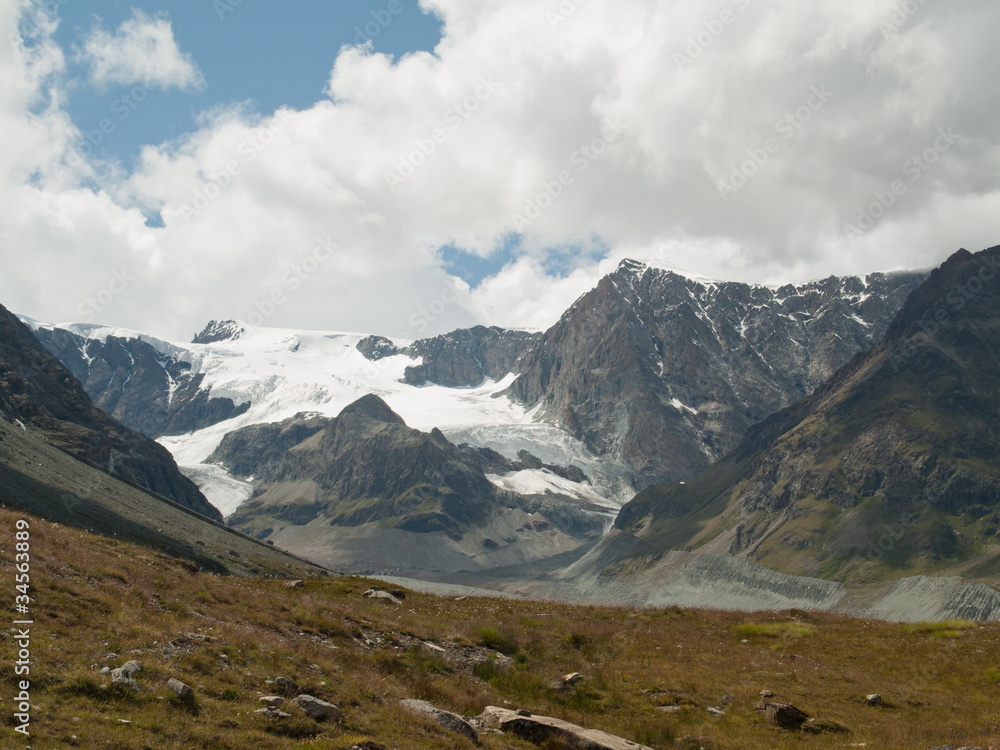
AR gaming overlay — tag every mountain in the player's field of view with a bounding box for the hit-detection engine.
[30,322,249,439]
[22,261,924,520]
[505,259,926,486]
[604,246,1000,585]
[0,304,222,522]
[216,395,606,575]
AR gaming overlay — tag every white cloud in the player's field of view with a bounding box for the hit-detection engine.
[79,9,204,91]
[1,0,999,340]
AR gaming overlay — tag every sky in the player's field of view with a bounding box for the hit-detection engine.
[1,0,998,342]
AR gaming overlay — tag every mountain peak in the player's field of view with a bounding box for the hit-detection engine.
[337,394,406,425]
[192,320,245,345]
[616,258,647,274]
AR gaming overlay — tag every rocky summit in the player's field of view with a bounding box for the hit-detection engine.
[218,394,605,575]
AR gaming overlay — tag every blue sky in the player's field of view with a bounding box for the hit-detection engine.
[51,1,443,166]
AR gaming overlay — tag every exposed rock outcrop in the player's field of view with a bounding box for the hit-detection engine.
[479,705,653,749]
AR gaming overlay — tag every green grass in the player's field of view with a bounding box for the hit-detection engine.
[475,626,519,655]
[899,620,976,638]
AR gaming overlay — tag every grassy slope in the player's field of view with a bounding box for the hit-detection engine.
[0,418,327,578]
[3,505,1000,749]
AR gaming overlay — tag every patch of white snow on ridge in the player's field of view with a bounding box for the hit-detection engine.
[486,469,619,513]
[671,398,699,415]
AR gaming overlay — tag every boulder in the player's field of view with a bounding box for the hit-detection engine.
[259,696,285,707]
[110,660,142,692]
[866,693,882,706]
[167,678,192,699]
[284,579,304,588]
[294,694,344,722]
[273,676,299,696]
[761,702,808,729]
[400,699,478,742]
[479,706,653,749]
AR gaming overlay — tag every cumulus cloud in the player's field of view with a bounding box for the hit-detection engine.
[79,9,204,91]
[1,0,998,340]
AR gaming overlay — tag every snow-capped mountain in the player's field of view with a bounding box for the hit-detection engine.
[27,318,624,518]
[24,258,927,523]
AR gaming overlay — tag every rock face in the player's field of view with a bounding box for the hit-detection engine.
[479,706,653,749]
[29,324,249,439]
[220,395,604,573]
[505,259,925,486]
[395,325,542,387]
[191,319,245,344]
[611,246,1000,582]
[0,304,221,521]
[399,699,477,742]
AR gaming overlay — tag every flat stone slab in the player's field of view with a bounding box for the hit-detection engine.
[480,706,653,750]
[400,699,477,742]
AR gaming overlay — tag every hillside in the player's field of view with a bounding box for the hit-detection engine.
[219,395,606,575]
[0,414,326,577]
[0,304,222,522]
[7,503,1000,749]
[608,246,1000,585]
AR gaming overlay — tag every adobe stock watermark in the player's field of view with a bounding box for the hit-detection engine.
[510,116,627,230]
[351,0,405,45]
[843,127,957,242]
[716,85,833,199]
[351,284,464,380]
[547,0,588,29]
[213,0,244,21]
[76,268,134,323]
[383,77,500,191]
[887,251,999,373]
[244,235,338,326]
[674,0,752,69]
[879,0,932,36]
[180,111,292,222]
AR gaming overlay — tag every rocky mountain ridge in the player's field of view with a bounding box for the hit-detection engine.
[601,246,1000,584]
[504,260,927,486]
[0,304,222,522]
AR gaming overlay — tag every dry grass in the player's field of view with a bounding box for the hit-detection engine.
[3,505,999,749]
